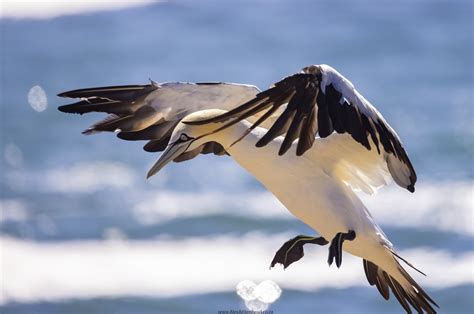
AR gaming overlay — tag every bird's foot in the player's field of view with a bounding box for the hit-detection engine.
[327,230,356,268]
[270,235,328,269]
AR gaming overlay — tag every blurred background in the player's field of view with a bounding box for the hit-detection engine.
[1,0,473,313]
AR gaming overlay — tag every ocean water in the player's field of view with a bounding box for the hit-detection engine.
[1,1,473,313]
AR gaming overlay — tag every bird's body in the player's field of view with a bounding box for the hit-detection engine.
[58,64,438,313]
[184,112,408,293]
[214,119,382,244]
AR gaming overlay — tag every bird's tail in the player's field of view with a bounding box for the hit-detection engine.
[363,253,439,313]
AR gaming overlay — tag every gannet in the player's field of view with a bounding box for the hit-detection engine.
[58,64,438,313]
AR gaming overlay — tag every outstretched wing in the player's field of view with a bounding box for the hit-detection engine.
[187,65,416,192]
[58,81,260,161]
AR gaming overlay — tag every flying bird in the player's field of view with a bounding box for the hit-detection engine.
[58,64,438,313]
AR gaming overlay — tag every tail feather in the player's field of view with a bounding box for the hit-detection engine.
[398,262,438,308]
[363,259,438,313]
[364,260,389,300]
[383,271,413,313]
[389,249,427,276]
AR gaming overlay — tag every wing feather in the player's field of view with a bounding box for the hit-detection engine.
[189,65,417,192]
[58,82,259,159]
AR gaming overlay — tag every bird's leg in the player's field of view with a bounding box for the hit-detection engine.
[327,230,356,268]
[270,235,329,269]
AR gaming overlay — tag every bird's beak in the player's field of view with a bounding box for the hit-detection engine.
[146,142,190,178]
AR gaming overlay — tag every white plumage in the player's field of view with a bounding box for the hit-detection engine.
[58,64,437,313]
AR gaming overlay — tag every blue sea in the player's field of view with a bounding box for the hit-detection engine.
[1,1,473,313]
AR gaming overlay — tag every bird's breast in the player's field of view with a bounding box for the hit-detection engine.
[226,131,358,239]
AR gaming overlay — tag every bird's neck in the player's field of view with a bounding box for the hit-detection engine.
[208,120,287,175]
[207,120,254,150]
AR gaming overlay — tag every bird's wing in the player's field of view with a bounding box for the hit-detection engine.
[187,65,416,193]
[58,81,260,161]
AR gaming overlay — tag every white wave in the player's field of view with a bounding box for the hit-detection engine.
[131,190,292,225]
[359,181,474,235]
[5,161,137,193]
[2,165,472,234]
[42,161,137,193]
[0,0,156,20]
[132,181,474,235]
[1,235,472,305]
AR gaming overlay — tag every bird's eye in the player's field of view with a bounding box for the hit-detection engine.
[180,134,189,141]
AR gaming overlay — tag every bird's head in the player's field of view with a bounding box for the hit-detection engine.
[146,109,229,178]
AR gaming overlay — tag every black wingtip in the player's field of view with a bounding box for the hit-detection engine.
[255,139,266,148]
[295,147,307,157]
[57,90,75,98]
[57,105,68,113]
[57,104,82,114]
[81,128,95,135]
[407,184,415,193]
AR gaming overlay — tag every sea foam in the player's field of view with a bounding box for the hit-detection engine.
[1,234,472,304]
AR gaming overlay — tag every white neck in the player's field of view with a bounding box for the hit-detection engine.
[206,120,252,149]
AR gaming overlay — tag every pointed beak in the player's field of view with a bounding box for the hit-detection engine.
[146,142,189,179]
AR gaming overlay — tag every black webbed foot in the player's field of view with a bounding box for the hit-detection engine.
[328,230,356,268]
[270,235,328,269]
